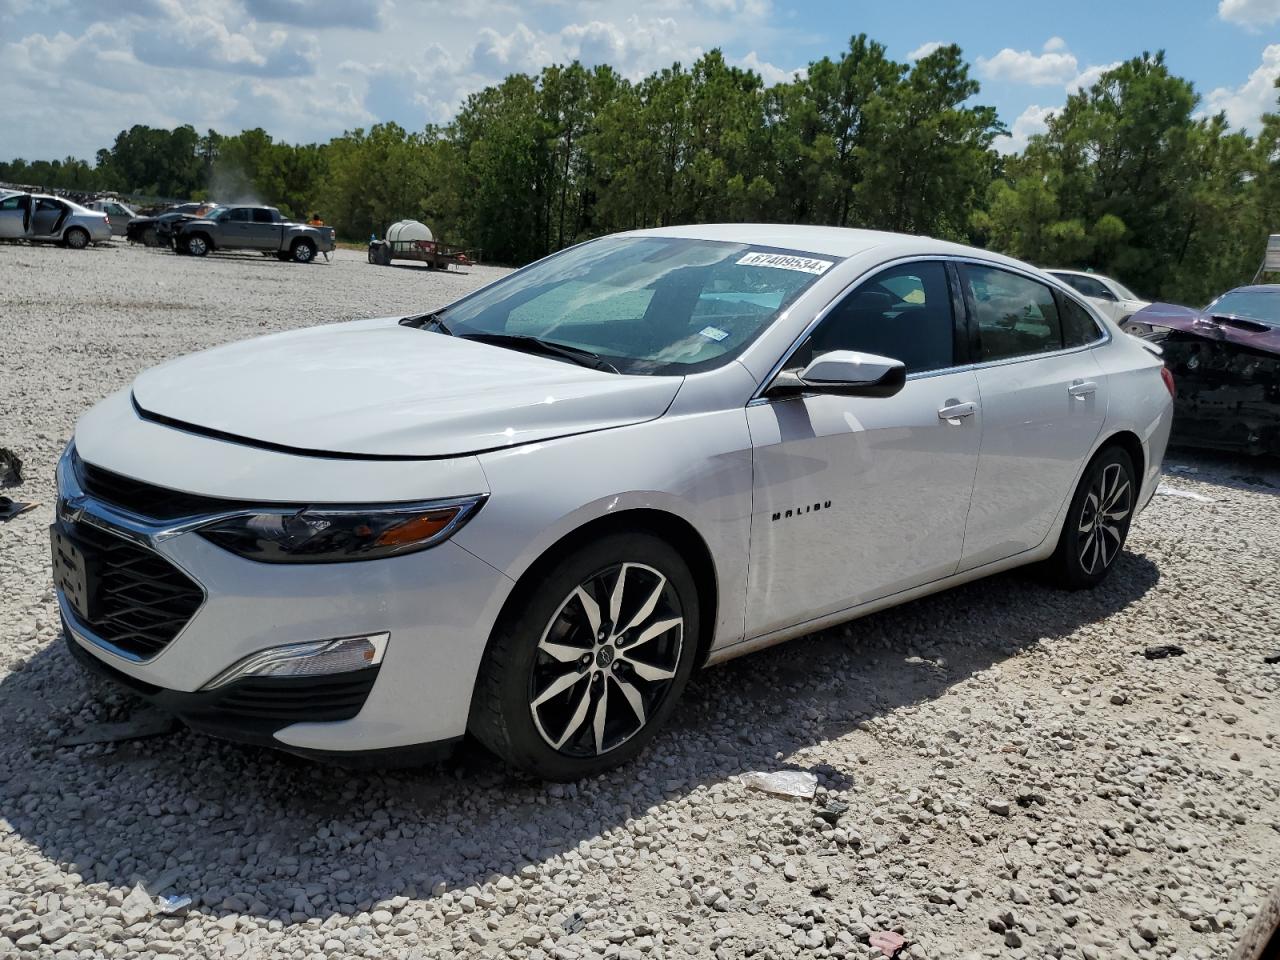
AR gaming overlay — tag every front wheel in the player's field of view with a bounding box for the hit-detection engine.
[64,227,90,250]
[185,234,210,257]
[469,532,700,780]
[1044,446,1136,589]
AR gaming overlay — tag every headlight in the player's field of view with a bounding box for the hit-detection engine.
[197,496,485,563]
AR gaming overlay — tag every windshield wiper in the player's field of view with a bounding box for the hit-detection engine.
[462,333,620,373]
[399,311,453,335]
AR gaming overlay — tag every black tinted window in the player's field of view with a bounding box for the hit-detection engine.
[796,261,955,374]
[1060,294,1104,347]
[964,265,1063,361]
[228,208,252,222]
[252,209,274,223]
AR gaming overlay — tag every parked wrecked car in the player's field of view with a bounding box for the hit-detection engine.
[1047,269,1151,333]
[126,201,217,247]
[1133,285,1280,456]
[84,199,139,237]
[54,225,1173,780]
[0,192,111,248]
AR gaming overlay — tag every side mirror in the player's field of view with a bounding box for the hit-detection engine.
[766,350,907,399]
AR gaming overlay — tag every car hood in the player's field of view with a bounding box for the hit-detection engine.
[1132,302,1280,356]
[130,317,683,458]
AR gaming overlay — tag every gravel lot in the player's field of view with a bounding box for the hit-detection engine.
[1,240,1278,960]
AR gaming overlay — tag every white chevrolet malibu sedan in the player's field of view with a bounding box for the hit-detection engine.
[54,225,1174,779]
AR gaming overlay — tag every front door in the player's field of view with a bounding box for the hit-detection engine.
[957,263,1109,570]
[0,195,29,238]
[745,260,981,638]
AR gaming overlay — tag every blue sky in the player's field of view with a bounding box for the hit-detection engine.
[1,0,1278,160]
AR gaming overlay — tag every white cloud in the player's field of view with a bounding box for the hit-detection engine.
[1218,0,1280,27]
[1204,42,1280,130]
[907,41,945,61]
[994,103,1055,154]
[737,50,801,85]
[1066,61,1121,94]
[466,24,552,76]
[977,38,1079,86]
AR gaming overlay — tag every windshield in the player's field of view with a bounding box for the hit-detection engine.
[430,236,837,375]
[201,205,228,219]
[1206,289,1280,326]
[1113,280,1140,301]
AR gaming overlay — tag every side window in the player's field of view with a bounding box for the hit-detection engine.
[0,197,21,210]
[227,208,252,222]
[963,265,1064,362]
[1059,293,1105,347]
[252,209,275,223]
[1056,273,1110,300]
[794,261,956,374]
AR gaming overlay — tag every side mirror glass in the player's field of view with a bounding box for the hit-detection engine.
[766,350,907,399]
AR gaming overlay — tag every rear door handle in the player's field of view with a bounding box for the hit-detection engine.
[938,400,976,422]
[1068,380,1098,399]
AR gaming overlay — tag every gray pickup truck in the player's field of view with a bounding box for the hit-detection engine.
[174,205,336,263]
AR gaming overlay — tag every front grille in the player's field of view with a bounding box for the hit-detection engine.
[70,521,204,660]
[76,456,249,520]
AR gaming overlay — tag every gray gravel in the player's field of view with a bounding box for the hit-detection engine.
[1,240,1278,960]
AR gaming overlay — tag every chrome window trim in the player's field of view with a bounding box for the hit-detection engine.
[748,253,1111,404]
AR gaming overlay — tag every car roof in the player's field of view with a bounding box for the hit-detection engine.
[1046,268,1113,280]
[1220,284,1280,295]
[623,223,1026,265]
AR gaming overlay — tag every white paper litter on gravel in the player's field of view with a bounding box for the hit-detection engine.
[1155,483,1216,502]
[741,770,818,798]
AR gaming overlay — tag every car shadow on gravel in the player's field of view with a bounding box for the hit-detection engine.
[0,551,1159,924]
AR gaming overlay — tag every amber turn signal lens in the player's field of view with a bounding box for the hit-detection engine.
[374,509,460,547]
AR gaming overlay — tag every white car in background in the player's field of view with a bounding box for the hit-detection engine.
[1048,269,1151,333]
[54,225,1174,780]
[85,198,140,237]
[0,192,111,248]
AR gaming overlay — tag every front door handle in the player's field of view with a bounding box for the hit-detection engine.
[1068,380,1098,399]
[937,400,976,422]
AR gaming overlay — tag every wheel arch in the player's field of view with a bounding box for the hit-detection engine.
[1096,428,1145,488]
[491,508,720,669]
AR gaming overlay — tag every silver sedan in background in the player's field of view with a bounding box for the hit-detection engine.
[0,192,111,248]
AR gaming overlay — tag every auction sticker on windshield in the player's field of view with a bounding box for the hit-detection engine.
[736,252,834,275]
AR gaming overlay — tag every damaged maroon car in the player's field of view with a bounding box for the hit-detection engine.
[1130,285,1280,456]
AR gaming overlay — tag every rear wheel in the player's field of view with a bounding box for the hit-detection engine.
[1044,446,1136,589]
[64,227,89,250]
[291,239,316,263]
[469,531,700,780]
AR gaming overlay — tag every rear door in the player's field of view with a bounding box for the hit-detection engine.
[745,259,982,637]
[958,264,1108,571]
[31,198,67,237]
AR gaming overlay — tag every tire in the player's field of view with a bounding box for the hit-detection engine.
[142,226,158,247]
[291,239,316,263]
[185,234,210,257]
[469,531,701,780]
[64,227,90,250]
[1043,445,1137,589]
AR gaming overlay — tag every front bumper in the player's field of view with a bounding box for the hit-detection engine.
[54,438,514,757]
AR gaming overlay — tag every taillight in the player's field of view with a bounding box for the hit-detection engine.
[1160,366,1176,398]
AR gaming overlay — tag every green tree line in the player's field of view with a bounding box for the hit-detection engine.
[2,37,1278,303]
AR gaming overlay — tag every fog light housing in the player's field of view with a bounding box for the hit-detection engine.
[202,633,389,690]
